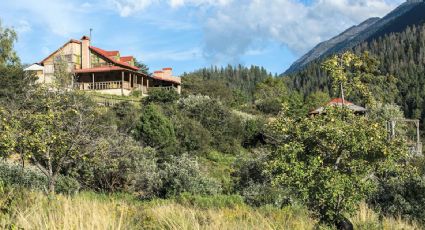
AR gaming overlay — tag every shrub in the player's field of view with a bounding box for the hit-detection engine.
[179,96,243,154]
[158,154,221,198]
[144,88,179,104]
[66,133,161,197]
[111,101,139,134]
[0,160,80,194]
[135,104,177,151]
[174,116,212,154]
[369,168,425,224]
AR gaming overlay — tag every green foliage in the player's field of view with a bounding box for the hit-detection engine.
[144,88,179,104]
[304,91,331,113]
[173,115,212,154]
[182,65,272,105]
[53,57,73,89]
[159,154,221,198]
[266,107,408,225]
[0,161,80,194]
[0,20,19,67]
[369,164,425,224]
[111,101,139,134]
[135,103,177,151]
[241,118,266,148]
[134,58,149,75]
[178,95,243,154]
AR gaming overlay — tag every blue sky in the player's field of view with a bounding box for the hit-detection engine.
[0,0,403,75]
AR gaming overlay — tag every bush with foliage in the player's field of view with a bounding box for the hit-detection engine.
[173,115,212,154]
[179,96,242,154]
[144,88,179,104]
[369,165,425,224]
[135,104,177,152]
[158,154,221,198]
[265,107,408,226]
[0,160,79,194]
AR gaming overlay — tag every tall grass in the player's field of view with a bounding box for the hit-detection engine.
[0,189,420,230]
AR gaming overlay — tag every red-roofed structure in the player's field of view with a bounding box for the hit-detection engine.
[33,35,181,96]
[309,98,367,115]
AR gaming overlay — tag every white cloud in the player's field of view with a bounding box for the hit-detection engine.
[200,0,403,63]
[1,0,89,37]
[15,20,31,34]
[109,0,158,17]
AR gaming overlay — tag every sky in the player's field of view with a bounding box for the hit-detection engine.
[0,0,404,75]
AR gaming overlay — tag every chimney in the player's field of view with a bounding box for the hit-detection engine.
[162,68,172,78]
[154,71,164,78]
[81,35,90,69]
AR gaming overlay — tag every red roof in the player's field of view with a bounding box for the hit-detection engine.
[120,56,134,62]
[89,46,139,71]
[326,98,354,105]
[163,67,172,70]
[104,50,119,57]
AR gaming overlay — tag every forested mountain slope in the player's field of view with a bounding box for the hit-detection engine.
[286,23,425,124]
[285,0,425,74]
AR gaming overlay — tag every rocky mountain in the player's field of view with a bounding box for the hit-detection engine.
[284,0,425,74]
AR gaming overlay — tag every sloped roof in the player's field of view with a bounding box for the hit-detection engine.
[309,98,367,115]
[120,56,134,62]
[152,71,181,85]
[24,63,44,71]
[39,39,82,64]
[89,46,139,71]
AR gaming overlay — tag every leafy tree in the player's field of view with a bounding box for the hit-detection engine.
[111,101,139,134]
[144,88,179,105]
[0,20,19,67]
[4,89,100,193]
[135,104,177,152]
[266,107,408,226]
[53,56,73,89]
[304,91,331,113]
[134,58,149,75]
[173,115,212,154]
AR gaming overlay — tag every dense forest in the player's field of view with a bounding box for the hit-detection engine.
[1,20,425,229]
[286,23,425,128]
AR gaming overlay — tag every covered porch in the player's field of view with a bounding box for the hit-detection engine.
[73,66,149,96]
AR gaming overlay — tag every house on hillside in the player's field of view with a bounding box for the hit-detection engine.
[24,36,181,96]
[309,98,367,115]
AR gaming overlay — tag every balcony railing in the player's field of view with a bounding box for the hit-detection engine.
[74,81,130,90]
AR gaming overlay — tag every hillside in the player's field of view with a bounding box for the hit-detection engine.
[285,0,425,74]
[286,22,425,124]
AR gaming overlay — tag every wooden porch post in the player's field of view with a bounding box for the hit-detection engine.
[92,73,95,90]
[135,75,138,90]
[129,73,132,89]
[121,71,124,96]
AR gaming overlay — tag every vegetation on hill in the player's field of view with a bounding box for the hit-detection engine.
[1,20,425,229]
[286,23,425,128]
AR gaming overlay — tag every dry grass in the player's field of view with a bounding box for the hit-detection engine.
[0,190,421,230]
[143,203,315,230]
[352,202,421,230]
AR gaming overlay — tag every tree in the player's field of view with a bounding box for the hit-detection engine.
[53,56,73,89]
[134,58,149,75]
[0,20,19,67]
[8,89,100,193]
[135,104,177,152]
[265,107,408,227]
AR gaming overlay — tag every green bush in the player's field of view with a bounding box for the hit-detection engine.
[369,169,425,224]
[174,116,212,154]
[158,154,221,198]
[178,96,243,154]
[135,104,177,152]
[144,88,179,104]
[0,161,80,194]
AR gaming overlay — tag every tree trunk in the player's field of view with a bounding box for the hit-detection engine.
[48,176,56,194]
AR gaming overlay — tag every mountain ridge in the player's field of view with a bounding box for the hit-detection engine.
[284,0,425,74]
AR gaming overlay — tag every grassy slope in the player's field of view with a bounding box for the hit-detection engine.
[0,189,420,230]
